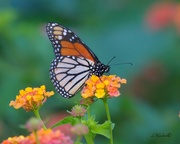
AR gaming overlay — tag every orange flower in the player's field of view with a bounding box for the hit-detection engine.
[1,129,73,144]
[81,75,126,99]
[1,135,30,144]
[9,85,54,111]
[81,88,95,98]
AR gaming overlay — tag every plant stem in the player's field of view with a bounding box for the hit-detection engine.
[103,98,113,144]
[84,134,94,144]
[75,136,82,144]
[34,130,40,144]
[34,109,47,130]
[87,106,91,119]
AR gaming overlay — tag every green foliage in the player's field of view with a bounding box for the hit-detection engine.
[91,121,112,139]
[51,116,79,128]
[51,112,112,143]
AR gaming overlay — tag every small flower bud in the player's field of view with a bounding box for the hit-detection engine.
[71,124,89,136]
[25,117,43,132]
[68,105,86,117]
[80,98,94,106]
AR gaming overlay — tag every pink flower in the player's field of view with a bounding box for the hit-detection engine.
[145,2,180,33]
[146,2,175,30]
[28,129,73,144]
[1,129,73,144]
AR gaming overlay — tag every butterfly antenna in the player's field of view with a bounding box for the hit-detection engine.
[107,56,116,65]
[110,62,133,66]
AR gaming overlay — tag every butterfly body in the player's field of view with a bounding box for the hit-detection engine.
[46,22,110,98]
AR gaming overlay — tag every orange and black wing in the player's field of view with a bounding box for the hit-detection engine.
[46,22,100,63]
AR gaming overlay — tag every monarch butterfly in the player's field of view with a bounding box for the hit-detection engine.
[46,22,110,98]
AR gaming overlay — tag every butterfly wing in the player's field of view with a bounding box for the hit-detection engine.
[46,22,100,98]
[46,22,100,62]
[50,56,94,98]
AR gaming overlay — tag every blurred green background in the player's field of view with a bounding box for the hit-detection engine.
[0,0,180,143]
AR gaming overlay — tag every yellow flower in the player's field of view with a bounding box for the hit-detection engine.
[95,89,105,98]
[96,82,105,89]
[9,85,54,111]
[81,75,126,99]
[1,135,29,144]
[90,75,100,82]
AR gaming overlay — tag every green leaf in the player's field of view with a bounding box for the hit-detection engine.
[51,116,79,129]
[84,131,96,144]
[91,121,112,139]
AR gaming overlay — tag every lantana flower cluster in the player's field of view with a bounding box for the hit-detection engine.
[9,85,54,111]
[81,75,126,99]
[3,74,127,144]
[1,129,73,144]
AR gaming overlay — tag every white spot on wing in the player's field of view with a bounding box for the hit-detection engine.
[63,32,67,35]
[58,36,62,40]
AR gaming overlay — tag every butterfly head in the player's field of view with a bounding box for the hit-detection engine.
[100,64,110,75]
[91,63,110,76]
